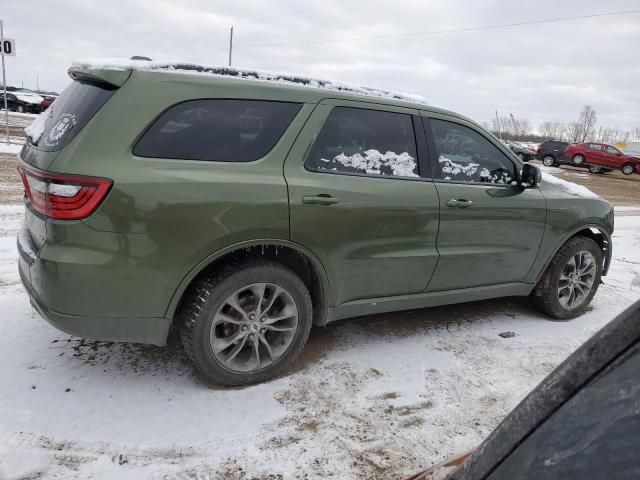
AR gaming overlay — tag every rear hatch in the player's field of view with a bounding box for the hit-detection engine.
[18,66,130,259]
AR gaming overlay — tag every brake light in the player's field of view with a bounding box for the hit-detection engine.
[17,162,112,220]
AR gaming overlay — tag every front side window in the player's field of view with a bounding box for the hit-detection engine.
[305,107,419,178]
[134,100,302,162]
[605,145,620,154]
[429,119,516,184]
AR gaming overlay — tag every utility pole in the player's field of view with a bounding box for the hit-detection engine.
[495,110,501,140]
[37,74,40,92]
[228,25,234,67]
[1,19,9,145]
[509,113,518,136]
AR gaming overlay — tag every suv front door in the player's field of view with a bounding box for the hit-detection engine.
[422,115,547,292]
[285,100,440,306]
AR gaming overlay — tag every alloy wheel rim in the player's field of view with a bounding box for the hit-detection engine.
[558,250,597,310]
[574,155,583,164]
[543,156,554,166]
[209,282,299,373]
[623,165,633,175]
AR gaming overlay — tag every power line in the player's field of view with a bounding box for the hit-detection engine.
[235,9,640,48]
[235,0,353,27]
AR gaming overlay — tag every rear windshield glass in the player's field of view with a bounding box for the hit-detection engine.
[27,80,117,152]
[133,99,302,162]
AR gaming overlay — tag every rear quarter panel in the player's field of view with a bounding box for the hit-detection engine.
[44,71,316,318]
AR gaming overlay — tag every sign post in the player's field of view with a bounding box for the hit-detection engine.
[0,20,16,145]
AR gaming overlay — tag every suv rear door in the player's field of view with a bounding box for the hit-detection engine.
[284,99,440,306]
[421,113,546,291]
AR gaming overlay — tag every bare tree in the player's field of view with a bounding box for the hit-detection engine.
[566,121,582,142]
[577,105,597,142]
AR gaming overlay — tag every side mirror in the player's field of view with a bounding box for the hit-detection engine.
[520,163,541,188]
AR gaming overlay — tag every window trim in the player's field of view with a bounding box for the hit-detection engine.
[132,98,303,163]
[302,105,426,181]
[422,115,521,188]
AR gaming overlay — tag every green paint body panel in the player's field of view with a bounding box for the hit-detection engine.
[17,67,614,346]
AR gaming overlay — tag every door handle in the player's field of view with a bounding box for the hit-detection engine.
[446,198,473,209]
[302,195,339,205]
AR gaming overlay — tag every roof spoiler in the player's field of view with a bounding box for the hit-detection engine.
[67,66,132,87]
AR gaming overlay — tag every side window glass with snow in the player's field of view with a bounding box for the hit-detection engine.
[429,119,516,185]
[305,107,419,178]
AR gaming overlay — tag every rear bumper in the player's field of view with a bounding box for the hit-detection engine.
[17,222,170,346]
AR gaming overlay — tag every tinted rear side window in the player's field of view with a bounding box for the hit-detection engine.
[30,80,117,152]
[305,107,419,178]
[134,100,302,162]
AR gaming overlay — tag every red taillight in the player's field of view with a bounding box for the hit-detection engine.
[17,162,112,220]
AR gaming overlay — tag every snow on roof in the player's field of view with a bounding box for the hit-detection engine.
[71,58,428,105]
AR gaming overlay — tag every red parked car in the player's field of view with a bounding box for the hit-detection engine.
[564,142,640,175]
[39,95,57,111]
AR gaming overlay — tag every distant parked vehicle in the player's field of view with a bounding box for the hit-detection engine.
[504,140,534,162]
[565,142,640,175]
[536,140,611,174]
[39,95,57,111]
[0,91,43,113]
[536,140,570,167]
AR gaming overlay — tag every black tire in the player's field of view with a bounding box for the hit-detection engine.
[572,154,585,166]
[17,104,24,113]
[621,163,635,176]
[180,259,313,386]
[588,165,602,174]
[542,155,556,167]
[533,236,603,320]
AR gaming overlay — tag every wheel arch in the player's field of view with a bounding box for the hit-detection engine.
[166,239,331,331]
[534,224,612,284]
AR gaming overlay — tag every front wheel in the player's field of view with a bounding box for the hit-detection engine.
[621,163,635,175]
[533,236,602,320]
[180,260,313,386]
[572,154,585,166]
[17,105,24,113]
[542,155,556,167]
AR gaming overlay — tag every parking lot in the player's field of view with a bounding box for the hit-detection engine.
[1,138,639,479]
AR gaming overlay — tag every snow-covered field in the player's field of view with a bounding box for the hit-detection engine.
[1,205,639,479]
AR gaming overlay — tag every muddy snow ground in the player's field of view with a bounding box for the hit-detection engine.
[1,133,640,478]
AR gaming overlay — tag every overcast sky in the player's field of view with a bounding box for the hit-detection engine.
[2,0,639,131]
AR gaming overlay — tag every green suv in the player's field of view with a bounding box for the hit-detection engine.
[18,60,614,385]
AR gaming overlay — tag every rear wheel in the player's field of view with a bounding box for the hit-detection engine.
[533,236,602,320]
[180,260,313,386]
[542,155,556,167]
[572,154,585,166]
[17,104,24,113]
[621,163,635,175]
[588,165,602,174]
